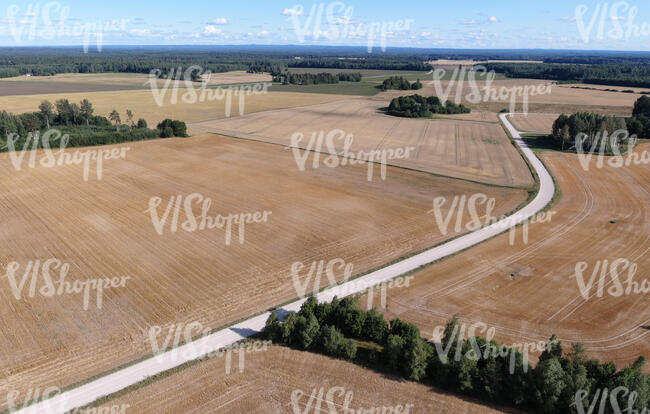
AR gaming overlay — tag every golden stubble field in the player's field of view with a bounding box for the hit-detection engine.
[0,88,350,126]
[0,133,528,409]
[508,113,558,134]
[359,143,650,370]
[383,78,642,116]
[0,71,272,90]
[94,346,524,414]
[191,98,534,188]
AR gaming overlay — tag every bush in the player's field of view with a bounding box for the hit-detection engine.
[381,76,413,91]
[382,334,406,370]
[157,118,188,137]
[362,308,388,343]
[320,325,346,357]
[336,72,362,82]
[90,115,112,127]
[343,340,357,360]
[388,94,470,117]
[294,314,320,350]
[137,118,147,129]
[161,126,174,138]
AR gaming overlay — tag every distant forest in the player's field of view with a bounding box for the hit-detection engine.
[483,62,650,88]
[1,46,650,87]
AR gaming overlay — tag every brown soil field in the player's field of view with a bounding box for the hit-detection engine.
[0,80,148,96]
[191,98,534,188]
[94,346,523,414]
[0,133,528,409]
[508,113,558,134]
[385,79,640,115]
[0,89,350,127]
[359,143,650,369]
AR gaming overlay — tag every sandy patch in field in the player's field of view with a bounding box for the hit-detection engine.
[0,89,350,126]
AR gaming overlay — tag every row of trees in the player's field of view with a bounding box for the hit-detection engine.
[380,76,422,91]
[551,96,650,152]
[264,296,649,414]
[551,113,628,152]
[388,94,470,118]
[289,58,432,71]
[0,99,109,137]
[272,71,362,85]
[483,62,650,88]
[336,72,363,82]
[0,100,188,151]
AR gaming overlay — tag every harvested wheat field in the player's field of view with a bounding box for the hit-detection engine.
[0,89,349,126]
[385,79,640,115]
[436,110,501,123]
[0,73,152,85]
[0,71,271,92]
[200,70,272,85]
[191,98,534,187]
[0,133,528,409]
[92,346,523,414]
[508,113,558,134]
[359,143,650,370]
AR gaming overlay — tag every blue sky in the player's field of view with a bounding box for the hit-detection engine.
[1,0,649,50]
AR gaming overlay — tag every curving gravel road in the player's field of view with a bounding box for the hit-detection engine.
[16,113,555,414]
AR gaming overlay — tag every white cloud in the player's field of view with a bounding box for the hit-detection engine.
[190,33,200,38]
[129,29,151,36]
[210,18,228,25]
[610,16,625,21]
[203,25,222,35]
[281,8,304,16]
[461,19,477,25]
[488,16,499,23]
[257,30,270,37]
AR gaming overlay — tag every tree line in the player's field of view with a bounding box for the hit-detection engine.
[289,57,432,71]
[0,99,188,151]
[272,72,362,85]
[3,46,650,80]
[483,62,650,88]
[264,296,649,414]
[388,94,470,118]
[551,96,650,151]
